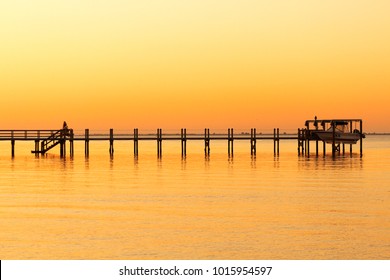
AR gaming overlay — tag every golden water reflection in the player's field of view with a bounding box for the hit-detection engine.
[0,138,389,259]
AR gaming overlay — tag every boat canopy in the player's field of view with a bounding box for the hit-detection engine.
[304,118,362,132]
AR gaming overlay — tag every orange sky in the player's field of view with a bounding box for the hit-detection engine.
[1,0,389,132]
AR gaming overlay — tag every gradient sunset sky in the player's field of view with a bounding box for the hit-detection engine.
[1,1,389,132]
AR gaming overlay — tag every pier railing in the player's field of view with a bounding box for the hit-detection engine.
[0,130,56,140]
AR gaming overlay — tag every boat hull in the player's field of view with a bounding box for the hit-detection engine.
[314,131,361,144]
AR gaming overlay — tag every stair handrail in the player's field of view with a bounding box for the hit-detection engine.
[41,128,70,152]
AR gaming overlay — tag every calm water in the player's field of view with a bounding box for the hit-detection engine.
[1,136,389,259]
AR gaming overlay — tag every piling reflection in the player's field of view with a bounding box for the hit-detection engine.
[109,154,114,169]
[0,137,387,259]
[250,155,256,169]
[84,157,89,171]
[181,157,186,171]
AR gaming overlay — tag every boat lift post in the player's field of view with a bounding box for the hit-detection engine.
[360,120,363,157]
[332,120,336,157]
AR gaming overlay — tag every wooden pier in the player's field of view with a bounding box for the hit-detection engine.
[0,119,364,158]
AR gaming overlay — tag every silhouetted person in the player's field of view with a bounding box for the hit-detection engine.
[62,121,69,136]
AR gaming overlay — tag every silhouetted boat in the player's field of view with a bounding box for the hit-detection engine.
[313,121,364,144]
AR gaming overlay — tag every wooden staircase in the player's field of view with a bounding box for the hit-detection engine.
[31,126,70,155]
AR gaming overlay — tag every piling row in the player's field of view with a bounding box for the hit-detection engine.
[0,125,364,158]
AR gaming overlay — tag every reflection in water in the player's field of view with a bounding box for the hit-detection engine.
[109,154,114,169]
[133,155,139,168]
[298,153,364,173]
[273,156,280,169]
[0,137,389,259]
[250,155,256,169]
[157,157,163,168]
[84,157,89,171]
[181,157,186,171]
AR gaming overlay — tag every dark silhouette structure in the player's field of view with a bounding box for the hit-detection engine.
[0,120,364,158]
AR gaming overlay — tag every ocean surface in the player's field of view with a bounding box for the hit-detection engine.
[1,135,389,259]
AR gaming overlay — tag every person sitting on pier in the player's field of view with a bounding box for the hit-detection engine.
[62,121,70,136]
[314,116,318,130]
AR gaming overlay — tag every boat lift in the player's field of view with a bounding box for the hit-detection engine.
[300,117,364,156]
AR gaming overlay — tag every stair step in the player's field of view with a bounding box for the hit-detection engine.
[30,128,68,155]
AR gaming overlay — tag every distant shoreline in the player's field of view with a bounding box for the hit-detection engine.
[365,133,390,135]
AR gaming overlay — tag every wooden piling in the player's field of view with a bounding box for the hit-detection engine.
[10,131,15,157]
[360,120,363,156]
[349,121,353,155]
[11,141,15,157]
[297,128,301,155]
[181,128,187,157]
[85,129,89,157]
[332,121,336,157]
[273,128,280,155]
[228,128,234,157]
[204,128,210,155]
[323,141,326,157]
[273,129,276,155]
[303,128,310,156]
[34,140,39,154]
[59,128,65,157]
[251,128,256,155]
[60,140,64,158]
[304,122,309,157]
[298,129,301,155]
[134,128,139,156]
[69,129,74,157]
[315,139,319,157]
[157,128,162,157]
[109,128,114,155]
